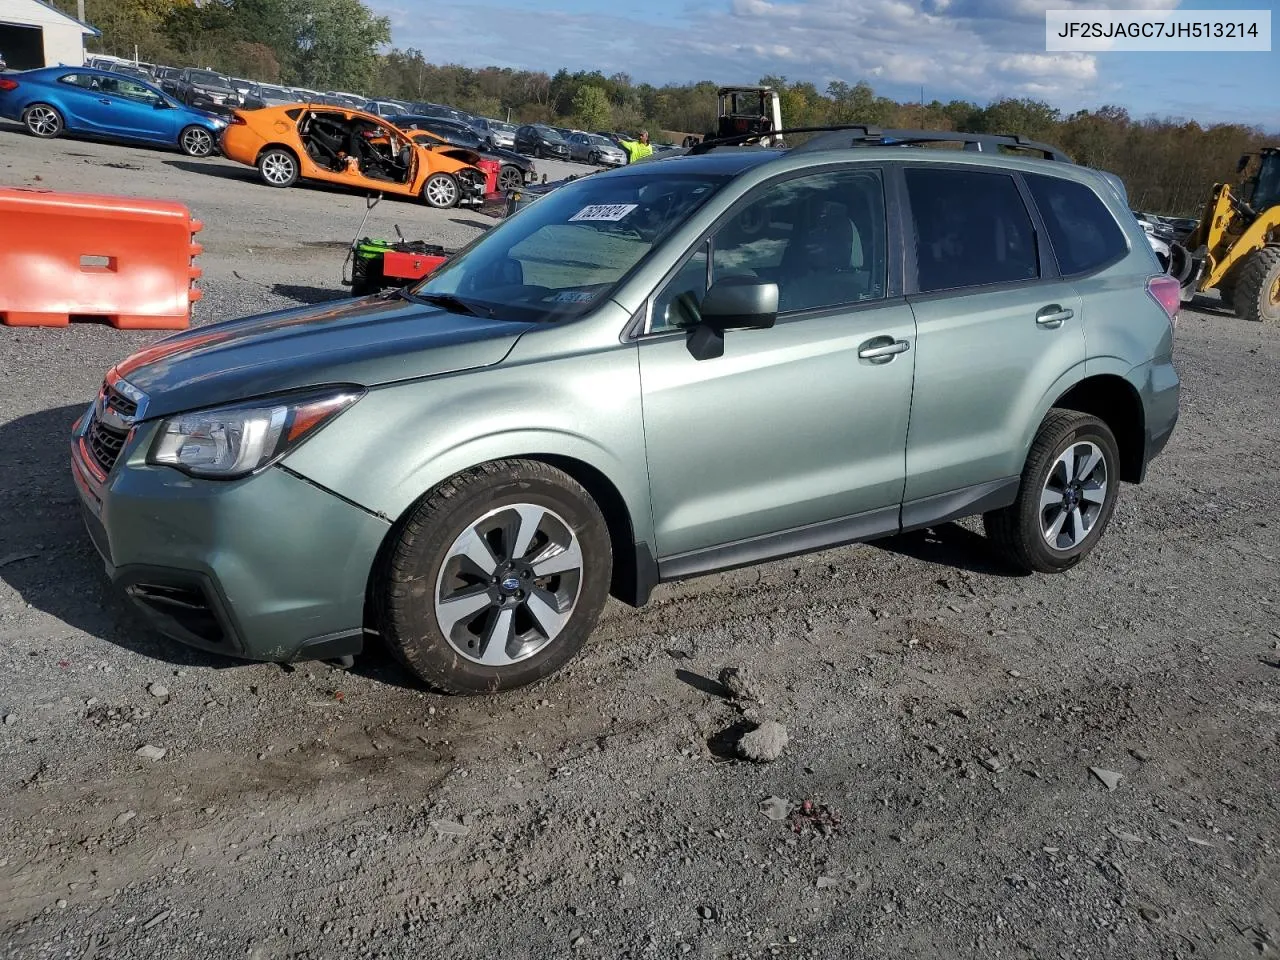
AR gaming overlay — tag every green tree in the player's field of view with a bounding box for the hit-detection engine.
[572,85,612,130]
[290,0,390,90]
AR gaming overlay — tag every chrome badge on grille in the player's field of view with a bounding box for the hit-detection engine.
[97,374,148,430]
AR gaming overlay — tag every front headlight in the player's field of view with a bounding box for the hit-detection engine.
[148,387,362,479]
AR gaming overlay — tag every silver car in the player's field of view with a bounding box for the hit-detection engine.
[567,132,626,166]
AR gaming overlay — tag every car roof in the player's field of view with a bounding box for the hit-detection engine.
[630,144,1123,196]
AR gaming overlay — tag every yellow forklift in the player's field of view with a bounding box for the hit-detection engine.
[1181,146,1280,323]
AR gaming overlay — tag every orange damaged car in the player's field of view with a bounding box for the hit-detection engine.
[221,104,487,208]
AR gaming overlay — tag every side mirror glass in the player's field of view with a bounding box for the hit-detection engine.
[699,276,778,331]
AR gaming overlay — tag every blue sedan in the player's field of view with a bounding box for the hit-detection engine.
[0,66,226,157]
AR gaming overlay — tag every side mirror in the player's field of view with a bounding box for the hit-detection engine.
[154,100,171,109]
[699,276,778,331]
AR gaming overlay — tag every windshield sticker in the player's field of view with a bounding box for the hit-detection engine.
[569,203,638,222]
[550,290,597,303]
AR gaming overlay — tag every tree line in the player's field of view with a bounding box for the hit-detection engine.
[59,0,1273,215]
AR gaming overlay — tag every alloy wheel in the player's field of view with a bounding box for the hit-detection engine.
[182,127,214,157]
[1040,441,1108,550]
[433,503,584,667]
[26,106,60,137]
[498,166,523,192]
[425,174,458,207]
[261,153,295,185]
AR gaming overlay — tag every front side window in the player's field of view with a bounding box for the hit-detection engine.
[906,167,1039,293]
[415,172,728,323]
[650,168,888,333]
[1025,173,1128,275]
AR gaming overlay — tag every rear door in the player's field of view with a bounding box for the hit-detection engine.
[900,163,1085,515]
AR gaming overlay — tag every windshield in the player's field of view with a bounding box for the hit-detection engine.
[589,135,616,148]
[191,71,229,88]
[535,125,565,142]
[492,121,516,133]
[258,85,291,98]
[414,172,728,323]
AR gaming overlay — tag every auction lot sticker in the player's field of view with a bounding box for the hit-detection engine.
[569,204,638,222]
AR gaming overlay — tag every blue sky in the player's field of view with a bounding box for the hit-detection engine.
[368,0,1278,129]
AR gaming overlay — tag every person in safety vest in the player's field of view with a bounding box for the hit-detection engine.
[619,130,653,163]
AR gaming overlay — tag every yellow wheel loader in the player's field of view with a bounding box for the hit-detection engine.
[1181,146,1280,323]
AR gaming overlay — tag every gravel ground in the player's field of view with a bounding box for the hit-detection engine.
[2,127,1279,960]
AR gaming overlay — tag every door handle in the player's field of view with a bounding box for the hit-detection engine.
[1036,304,1074,328]
[97,98,111,105]
[858,338,911,363]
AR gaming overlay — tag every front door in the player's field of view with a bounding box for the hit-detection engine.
[638,167,917,572]
[900,164,1086,506]
[97,77,173,140]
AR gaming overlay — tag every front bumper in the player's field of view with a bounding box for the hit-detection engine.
[71,404,390,662]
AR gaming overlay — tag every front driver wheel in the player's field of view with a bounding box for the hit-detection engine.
[257,148,298,187]
[179,125,215,157]
[378,460,612,695]
[497,164,523,192]
[422,172,459,208]
[23,103,63,138]
[984,410,1121,573]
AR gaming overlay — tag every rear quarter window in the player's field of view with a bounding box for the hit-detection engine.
[1026,173,1129,276]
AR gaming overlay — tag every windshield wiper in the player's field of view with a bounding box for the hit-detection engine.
[394,288,492,317]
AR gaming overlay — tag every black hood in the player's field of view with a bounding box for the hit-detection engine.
[113,295,535,419]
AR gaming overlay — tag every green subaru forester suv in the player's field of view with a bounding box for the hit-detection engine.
[72,130,1180,694]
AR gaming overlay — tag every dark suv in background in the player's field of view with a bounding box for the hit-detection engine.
[172,68,238,110]
[514,124,569,160]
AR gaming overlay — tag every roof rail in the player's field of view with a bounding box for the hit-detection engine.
[686,124,1071,162]
[791,126,1072,161]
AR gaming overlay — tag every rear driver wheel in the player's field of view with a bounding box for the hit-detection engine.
[378,460,612,694]
[984,410,1121,573]
[23,103,63,138]
[257,148,298,187]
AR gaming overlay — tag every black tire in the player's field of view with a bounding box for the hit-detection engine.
[378,460,612,695]
[22,103,63,138]
[497,164,523,193]
[1232,246,1280,325]
[588,151,600,165]
[179,124,216,158]
[984,410,1121,574]
[257,147,298,187]
[422,172,459,208]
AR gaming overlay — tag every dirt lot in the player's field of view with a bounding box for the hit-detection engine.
[1,126,1279,960]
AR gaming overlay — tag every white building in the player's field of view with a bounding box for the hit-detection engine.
[0,0,98,71]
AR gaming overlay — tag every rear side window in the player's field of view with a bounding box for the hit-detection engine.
[905,167,1039,293]
[1026,174,1128,275]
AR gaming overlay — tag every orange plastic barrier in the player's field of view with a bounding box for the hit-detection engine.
[0,187,202,329]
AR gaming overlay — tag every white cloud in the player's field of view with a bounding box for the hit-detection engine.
[365,0,1270,125]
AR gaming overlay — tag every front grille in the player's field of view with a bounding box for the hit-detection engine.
[84,380,139,476]
[109,391,137,420]
[87,417,127,474]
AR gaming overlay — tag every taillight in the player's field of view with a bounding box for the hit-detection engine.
[0,79,19,92]
[1146,274,1181,328]
[229,112,247,125]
